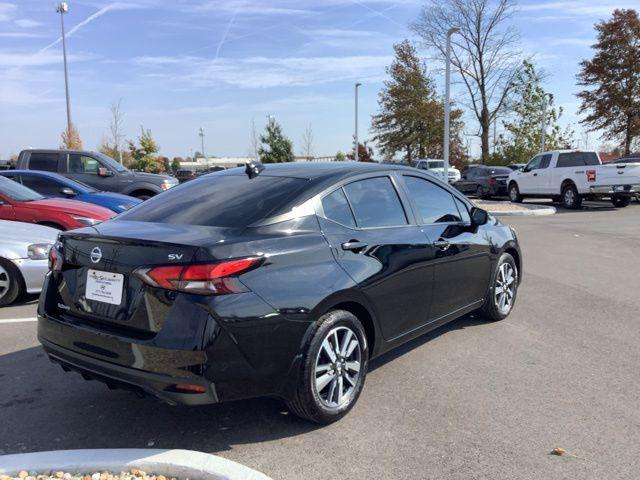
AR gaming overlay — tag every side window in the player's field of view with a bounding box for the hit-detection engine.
[20,176,64,196]
[466,168,477,179]
[539,154,552,169]
[454,197,471,224]
[525,156,542,171]
[321,188,356,228]
[403,175,462,224]
[343,177,407,228]
[28,153,59,172]
[1,174,20,183]
[68,154,99,174]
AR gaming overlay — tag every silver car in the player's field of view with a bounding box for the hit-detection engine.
[0,220,58,306]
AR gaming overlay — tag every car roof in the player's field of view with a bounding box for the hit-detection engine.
[219,161,413,180]
[1,169,66,178]
[21,148,98,155]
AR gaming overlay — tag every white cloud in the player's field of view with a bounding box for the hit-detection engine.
[0,2,16,22]
[547,38,594,47]
[0,32,45,38]
[520,1,638,16]
[14,18,41,28]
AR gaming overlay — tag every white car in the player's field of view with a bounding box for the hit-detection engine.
[0,220,58,306]
[414,159,461,184]
[507,150,640,209]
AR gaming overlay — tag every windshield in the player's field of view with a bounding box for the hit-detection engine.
[427,160,445,169]
[94,152,129,173]
[0,175,44,202]
[72,179,98,193]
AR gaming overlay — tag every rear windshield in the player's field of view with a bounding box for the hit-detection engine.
[0,175,44,202]
[557,152,600,167]
[488,167,512,175]
[118,174,308,227]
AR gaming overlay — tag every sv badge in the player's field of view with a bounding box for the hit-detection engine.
[168,253,184,261]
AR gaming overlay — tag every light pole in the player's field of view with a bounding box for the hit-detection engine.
[56,2,72,135]
[198,127,206,160]
[444,27,459,183]
[354,82,362,162]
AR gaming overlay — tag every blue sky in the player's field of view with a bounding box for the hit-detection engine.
[0,0,636,159]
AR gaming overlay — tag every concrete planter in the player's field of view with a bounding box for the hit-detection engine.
[0,450,271,480]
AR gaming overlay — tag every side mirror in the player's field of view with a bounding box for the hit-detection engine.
[470,207,488,226]
[61,187,76,196]
[98,167,113,177]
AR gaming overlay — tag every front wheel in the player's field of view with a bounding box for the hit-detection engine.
[286,310,368,424]
[480,253,518,322]
[508,183,522,203]
[611,195,630,208]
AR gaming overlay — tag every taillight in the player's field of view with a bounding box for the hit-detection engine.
[48,244,63,272]
[586,170,596,182]
[489,177,497,185]
[135,257,261,295]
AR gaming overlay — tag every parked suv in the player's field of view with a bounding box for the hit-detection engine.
[17,150,178,199]
[38,162,521,424]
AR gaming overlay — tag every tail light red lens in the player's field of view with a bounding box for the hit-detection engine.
[586,170,596,182]
[488,177,497,185]
[135,257,261,295]
[48,245,63,272]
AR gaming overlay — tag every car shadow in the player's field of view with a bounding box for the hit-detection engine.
[0,314,486,455]
[10,293,39,307]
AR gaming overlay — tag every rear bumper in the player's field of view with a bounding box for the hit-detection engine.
[589,184,640,195]
[489,184,508,195]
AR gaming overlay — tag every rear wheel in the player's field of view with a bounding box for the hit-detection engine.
[476,185,486,199]
[508,183,522,203]
[611,195,630,208]
[0,258,24,307]
[287,310,368,424]
[561,184,582,209]
[480,253,518,322]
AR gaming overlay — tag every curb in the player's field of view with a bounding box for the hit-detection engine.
[0,449,272,480]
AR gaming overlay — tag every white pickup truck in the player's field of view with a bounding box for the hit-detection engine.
[507,150,640,209]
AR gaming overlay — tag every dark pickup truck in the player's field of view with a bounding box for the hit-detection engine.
[17,149,178,199]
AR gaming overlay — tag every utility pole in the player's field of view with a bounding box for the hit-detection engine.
[354,83,362,162]
[540,95,547,153]
[56,2,72,135]
[444,27,459,183]
[198,127,206,160]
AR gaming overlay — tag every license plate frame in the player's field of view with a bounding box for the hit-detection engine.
[86,269,124,305]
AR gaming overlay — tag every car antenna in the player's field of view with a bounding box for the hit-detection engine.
[245,159,265,179]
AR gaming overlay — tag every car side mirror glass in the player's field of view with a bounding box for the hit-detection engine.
[61,187,76,196]
[470,207,488,226]
[98,167,113,177]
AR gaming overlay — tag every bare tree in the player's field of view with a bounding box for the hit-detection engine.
[108,99,125,163]
[300,124,314,159]
[411,0,522,163]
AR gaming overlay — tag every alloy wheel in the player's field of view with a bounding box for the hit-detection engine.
[494,262,516,314]
[564,189,575,206]
[0,264,9,300]
[313,326,362,408]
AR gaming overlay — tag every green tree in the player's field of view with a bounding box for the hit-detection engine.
[171,157,183,171]
[258,117,294,163]
[128,127,161,173]
[335,151,346,161]
[371,40,465,164]
[577,9,640,155]
[492,61,574,165]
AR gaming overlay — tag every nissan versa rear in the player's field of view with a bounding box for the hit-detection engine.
[38,162,522,423]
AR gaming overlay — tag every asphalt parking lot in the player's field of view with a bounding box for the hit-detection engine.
[1,201,639,480]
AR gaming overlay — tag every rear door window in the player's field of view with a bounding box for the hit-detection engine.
[343,177,407,228]
[321,188,356,228]
[403,175,462,224]
[119,175,309,228]
[20,175,64,196]
[28,153,59,172]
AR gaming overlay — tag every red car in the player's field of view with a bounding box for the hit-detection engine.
[0,176,114,230]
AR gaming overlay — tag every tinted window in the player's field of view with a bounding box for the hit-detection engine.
[28,153,59,172]
[539,154,552,169]
[68,154,99,174]
[455,197,471,223]
[0,176,44,202]
[321,188,356,227]
[557,152,600,167]
[487,167,512,175]
[20,175,65,196]
[119,175,308,228]
[404,176,462,224]
[343,177,407,228]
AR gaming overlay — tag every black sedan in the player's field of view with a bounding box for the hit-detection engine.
[455,165,513,198]
[38,162,522,424]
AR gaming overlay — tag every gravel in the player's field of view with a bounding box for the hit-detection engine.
[1,469,177,480]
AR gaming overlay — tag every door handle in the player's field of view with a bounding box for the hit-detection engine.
[342,241,368,252]
[433,239,450,250]
[533,173,538,176]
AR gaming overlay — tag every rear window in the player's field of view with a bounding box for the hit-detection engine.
[557,152,600,167]
[488,168,512,175]
[28,152,59,172]
[118,174,308,228]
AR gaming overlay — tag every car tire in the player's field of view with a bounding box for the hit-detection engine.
[476,185,485,199]
[611,195,630,208]
[0,258,24,307]
[508,183,522,203]
[286,309,369,424]
[480,253,518,322]
[561,183,582,209]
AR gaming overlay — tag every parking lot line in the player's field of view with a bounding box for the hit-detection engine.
[0,317,38,324]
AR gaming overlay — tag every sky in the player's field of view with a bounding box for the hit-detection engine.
[0,0,636,160]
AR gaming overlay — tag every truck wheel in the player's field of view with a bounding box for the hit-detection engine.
[508,183,522,203]
[561,184,582,209]
[0,258,24,307]
[286,309,368,424]
[611,195,630,208]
